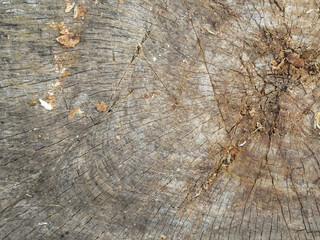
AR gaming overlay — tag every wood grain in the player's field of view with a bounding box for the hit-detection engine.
[1,0,320,239]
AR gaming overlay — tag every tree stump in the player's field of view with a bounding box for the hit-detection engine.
[1,0,320,239]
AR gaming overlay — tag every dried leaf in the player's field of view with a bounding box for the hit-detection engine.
[94,101,107,112]
[57,33,80,48]
[74,6,89,20]
[68,106,79,120]
[286,53,304,68]
[229,147,238,156]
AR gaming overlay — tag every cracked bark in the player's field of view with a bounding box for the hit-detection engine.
[1,0,320,239]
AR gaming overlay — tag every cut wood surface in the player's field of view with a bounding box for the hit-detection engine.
[1,0,320,239]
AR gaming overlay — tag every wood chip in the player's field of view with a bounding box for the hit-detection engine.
[68,106,79,120]
[74,6,89,20]
[65,0,75,13]
[39,99,53,110]
[28,100,37,105]
[7,35,10,40]
[286,53,304,68]
[314,112,320,129]
[57,33,80,48]
[271,58,285,70]
[160,235,166,239]
[94,101,107,112]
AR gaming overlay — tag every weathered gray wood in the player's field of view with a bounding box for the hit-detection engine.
[1,0,320,239]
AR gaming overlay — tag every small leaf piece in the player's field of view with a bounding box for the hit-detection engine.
[94,101,107,112]
[286,53,304,68]
[57,33,80,48]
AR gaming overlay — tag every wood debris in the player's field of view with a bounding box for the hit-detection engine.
[58,21,70,34]
[160,235,166,239]
[314,112,320,129]
[142,92,157,99]
[286,53,304,68]
[57,33,80,47]
[28,100,37,105]
[39,99,53,110]
[271,58,285,70]
[68,106,79,120]
[7,35,10,40]
[74,6,89,20]
[65,0,75,13]
[94,101,107,112]
[46,95,57,108]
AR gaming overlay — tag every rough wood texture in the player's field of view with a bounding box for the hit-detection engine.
[1,0,320,239]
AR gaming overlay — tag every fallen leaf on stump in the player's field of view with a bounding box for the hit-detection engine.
[286,53,304,68]
[94,101,107,112]
[57,33,80,47]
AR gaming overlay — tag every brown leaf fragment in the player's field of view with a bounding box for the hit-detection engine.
[28,100,37,105]
[286,53,304,68]
[68,106,79,120]
[57,33,80,48]
[94,101,107,112]
[74,6,89,20]
[229,147,238,157]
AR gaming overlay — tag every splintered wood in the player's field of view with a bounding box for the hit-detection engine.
[68,106,79,120]
[94,101,107,112]
[315,112,320,129]
[65,0,75,13]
